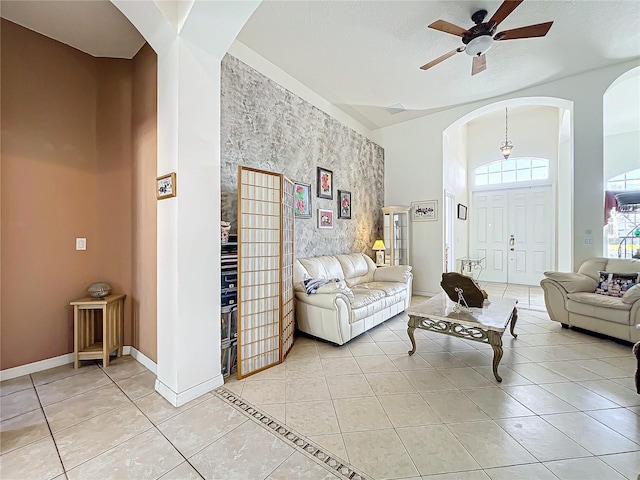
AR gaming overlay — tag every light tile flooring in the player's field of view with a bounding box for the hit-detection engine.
[478,281,547,312]
[2,288,639,480]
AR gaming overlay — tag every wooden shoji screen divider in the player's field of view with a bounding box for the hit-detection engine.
[280,177,295,360]
[237,166,294,378]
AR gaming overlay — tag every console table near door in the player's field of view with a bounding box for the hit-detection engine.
[70,294,126,368]
[406,293,517,382]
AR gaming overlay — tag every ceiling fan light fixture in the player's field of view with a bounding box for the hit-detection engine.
[464,34,493,56]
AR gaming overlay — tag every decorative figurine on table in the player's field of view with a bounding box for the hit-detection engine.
[440,272,488,308]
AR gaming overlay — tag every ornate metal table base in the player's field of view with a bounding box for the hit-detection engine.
[407,309,517,382]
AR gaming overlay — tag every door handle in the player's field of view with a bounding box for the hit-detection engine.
[509,235,515,251]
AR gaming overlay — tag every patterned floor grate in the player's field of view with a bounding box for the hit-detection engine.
[213,387,373,480]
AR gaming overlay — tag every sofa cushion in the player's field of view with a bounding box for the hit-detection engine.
[350,287,386,308]
[296,278,355,300]
[623,284,640,304]
[360,281,407,297]
[351,291,404,322]
[297,256,346,283]
[604,258,640,276]
[577,258,609,282]
[336,254,376,287]
[374,265,412,283]
[578,257,640,282]
[567,292,631,325]
[543,271,598,293]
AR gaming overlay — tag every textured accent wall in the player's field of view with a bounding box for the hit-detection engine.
[221,55,384,258]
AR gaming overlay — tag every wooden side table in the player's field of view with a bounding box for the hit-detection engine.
[70,294,126,368]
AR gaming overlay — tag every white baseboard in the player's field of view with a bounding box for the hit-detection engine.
[155,375,223,407]
[413,290,438,298]
[128,347,157,374]
[0,353,75,381]
[0,346,157,381]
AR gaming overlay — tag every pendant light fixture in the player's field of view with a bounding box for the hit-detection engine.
[500,107,513,160]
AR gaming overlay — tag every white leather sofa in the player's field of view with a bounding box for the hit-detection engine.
[294,253,413,345]
[541,257,640,343]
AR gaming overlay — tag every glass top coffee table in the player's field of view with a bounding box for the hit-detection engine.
[406,292,518,382]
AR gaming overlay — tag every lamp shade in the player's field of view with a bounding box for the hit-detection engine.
[372,240,386,251]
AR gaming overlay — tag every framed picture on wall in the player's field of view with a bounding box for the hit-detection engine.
[293,181,312,218]
[457,203,467,220]
[338,190,351,219]
[411,200,437,221]
[157,173,177,200]
[317,167,333,199]
[318,209,334,228]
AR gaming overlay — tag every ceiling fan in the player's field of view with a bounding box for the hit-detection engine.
[420,0,553,76]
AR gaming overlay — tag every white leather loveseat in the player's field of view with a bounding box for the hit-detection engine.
[294,253,413,345]
[541,257,640,343]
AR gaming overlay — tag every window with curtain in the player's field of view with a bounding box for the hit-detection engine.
[606,168,640,258]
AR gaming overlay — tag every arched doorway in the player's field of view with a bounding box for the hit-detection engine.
[443,97,574,285]
[603,66,640,259]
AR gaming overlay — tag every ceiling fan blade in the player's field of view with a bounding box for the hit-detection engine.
[494,21,553,40]
[428,19,469,37]
[488,0,524,28]
[420,47,464,71]
[472,54,487,76]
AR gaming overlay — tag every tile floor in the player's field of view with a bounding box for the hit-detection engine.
[478,282,547,312]
[1,289,639,480]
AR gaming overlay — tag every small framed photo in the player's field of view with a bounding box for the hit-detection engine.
[318,209,334,229]
[457,203,468,220]
[293,181,312,218]
[317,167,333,199]
[157,173,176,200]
[338,190,351,219]
[411,200,438,222]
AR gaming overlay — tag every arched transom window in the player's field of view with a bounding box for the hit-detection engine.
[607,168,640,191]
[475,157,549,186]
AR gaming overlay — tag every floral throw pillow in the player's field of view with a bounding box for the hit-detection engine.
[595,271,639,298]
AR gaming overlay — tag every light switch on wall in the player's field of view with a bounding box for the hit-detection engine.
[76,238,87,250]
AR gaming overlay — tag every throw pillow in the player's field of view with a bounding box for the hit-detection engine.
[595,271,639,298]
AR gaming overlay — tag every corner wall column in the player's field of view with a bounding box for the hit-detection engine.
[112,0,261,406]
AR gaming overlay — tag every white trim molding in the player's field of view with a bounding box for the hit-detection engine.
[0,346,157,381]
[128,347,157,374]
[0,353,75,381]
[155,375,223,407]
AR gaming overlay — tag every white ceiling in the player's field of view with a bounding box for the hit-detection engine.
[237,0,640,129]
[0,0,145,59]
[2,0,639,132]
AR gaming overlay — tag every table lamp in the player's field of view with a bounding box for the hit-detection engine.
[372,239,386,266]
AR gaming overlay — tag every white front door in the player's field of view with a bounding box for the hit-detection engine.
[471,190,509,283]
[471,186,554,285]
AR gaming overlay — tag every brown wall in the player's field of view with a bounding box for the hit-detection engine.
[95,58,134,345]
[131,44,158,362]
[1,20,157,369]
[2,20,100,369]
